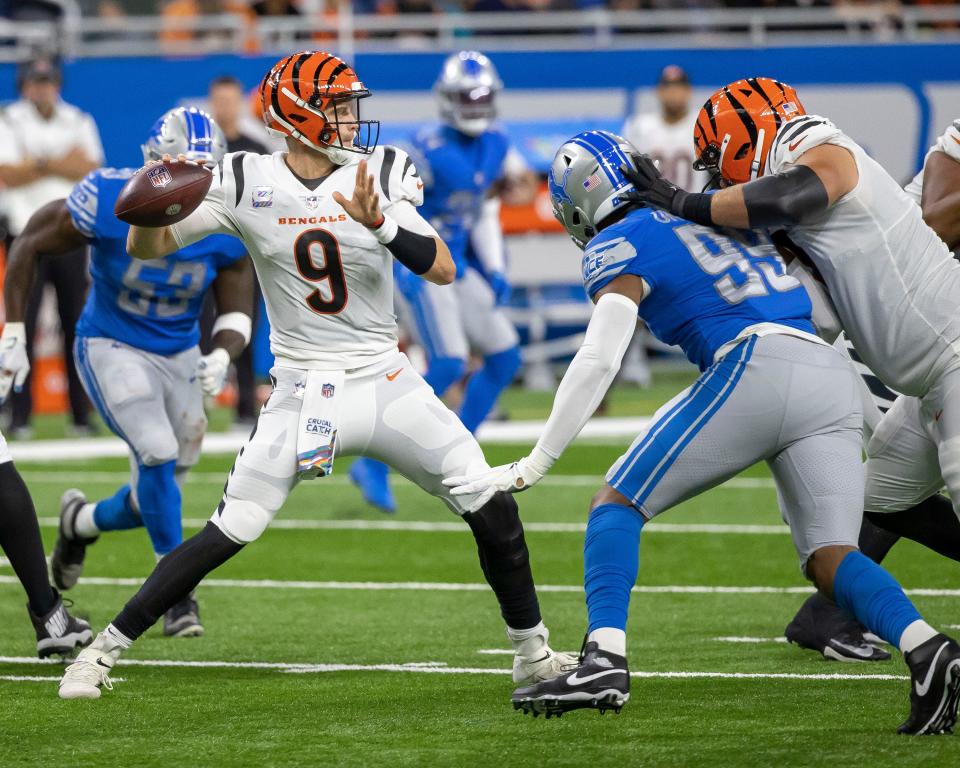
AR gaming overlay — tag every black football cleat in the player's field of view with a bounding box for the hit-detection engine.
[785,592,890,662]
[512,641,629,718]
[29,591,92,658]
[898,633,960,735]
[51,489,98,591]
[163,592,204,638]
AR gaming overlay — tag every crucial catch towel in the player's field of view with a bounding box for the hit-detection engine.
[296,370,344,480]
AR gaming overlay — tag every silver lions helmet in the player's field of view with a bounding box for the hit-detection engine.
[142,106,228,166]
[548,130,639,249]
[435,51,503,137]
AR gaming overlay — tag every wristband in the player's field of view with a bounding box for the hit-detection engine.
[211,311,252,347]
[675,191,715,226]
[369,214,399,245]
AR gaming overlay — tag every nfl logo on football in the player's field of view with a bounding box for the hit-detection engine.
[321,382,335,399]
[147,166,172,189]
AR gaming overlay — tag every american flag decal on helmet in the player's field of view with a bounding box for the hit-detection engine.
[582,173,602,192]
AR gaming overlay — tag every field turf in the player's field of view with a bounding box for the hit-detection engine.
[1,379,959,766]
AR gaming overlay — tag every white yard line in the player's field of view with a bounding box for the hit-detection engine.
[30,517,787,535]
[1,573,958,597]
[0,656,908,683]
[19,471,777,491]
[713,636,789,644]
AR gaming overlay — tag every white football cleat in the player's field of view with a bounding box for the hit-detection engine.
[514,648,580,685]
[58,646,116,700]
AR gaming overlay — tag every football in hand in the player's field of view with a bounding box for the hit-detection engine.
[114,161,213,227]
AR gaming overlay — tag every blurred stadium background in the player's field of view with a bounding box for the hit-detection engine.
[0,0,957,427]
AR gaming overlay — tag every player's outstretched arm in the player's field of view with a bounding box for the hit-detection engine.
[195,256,255,396]
[0,199,86,401]
[622,144,857,230]
[920,150,960,250]
[333,160,455,285]
[126,223,179,261]
[444,274,643,512]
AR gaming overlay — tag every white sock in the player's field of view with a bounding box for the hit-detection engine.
[899,619,939,654]
[73,503,99,538]
[588,627,626,657]
[89,625,132,661]
[507,621,548,657]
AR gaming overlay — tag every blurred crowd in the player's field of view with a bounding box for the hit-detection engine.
[3,0,958,24]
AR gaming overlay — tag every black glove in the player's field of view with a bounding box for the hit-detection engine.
[620,152,714,226]
[620,152,683,212]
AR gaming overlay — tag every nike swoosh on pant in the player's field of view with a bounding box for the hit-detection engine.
[916,642,949,697]
[565,668,624,686]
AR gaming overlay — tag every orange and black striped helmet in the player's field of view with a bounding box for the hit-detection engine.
[693,77,805,185]
[259,51,379,164]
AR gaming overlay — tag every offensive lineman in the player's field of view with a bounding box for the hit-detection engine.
[445,130,960,733]
[620,78,960,728]
[2,107,253,638]
[350,51,523,513]
[58,51,573,699]
[786,119,960,658]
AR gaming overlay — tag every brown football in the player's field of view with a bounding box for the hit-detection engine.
[114,161,213,227]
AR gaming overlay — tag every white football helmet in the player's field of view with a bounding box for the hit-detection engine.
[435,51,502,137]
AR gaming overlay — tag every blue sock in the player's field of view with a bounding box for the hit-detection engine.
[832,550,923,647]
[459,346,522,433]
[584,503,644,632]
[423,356,466,399]
[92,485,141,531]
[136,461,182,556]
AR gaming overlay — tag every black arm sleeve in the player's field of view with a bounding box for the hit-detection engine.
[741,165,830,228]
[385,227,437,275]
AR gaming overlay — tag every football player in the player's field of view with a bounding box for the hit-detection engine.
[0,400,90,655]
[349,51,523,514]
[444,131,960,733]
[58,51,573,700]
[785,119,960,659]
[1,107,254,638]
[621,78,960,728]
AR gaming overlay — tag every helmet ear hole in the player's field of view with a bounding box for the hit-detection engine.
[584,226,596,239]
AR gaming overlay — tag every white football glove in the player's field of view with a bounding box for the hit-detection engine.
[443,454,550,513]
[0,322,30,404]
[195,347,230,396]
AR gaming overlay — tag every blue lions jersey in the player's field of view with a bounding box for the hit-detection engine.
[405,124,508,277]
[582,208,815,371]
[66,168,247,356]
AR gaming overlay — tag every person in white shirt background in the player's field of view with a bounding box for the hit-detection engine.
[617,65,709,389]
[0,56,104,437]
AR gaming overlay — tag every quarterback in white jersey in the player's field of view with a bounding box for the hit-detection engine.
[59,51,574,701]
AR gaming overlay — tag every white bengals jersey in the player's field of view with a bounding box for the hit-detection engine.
[766,114,960,397]
[622,111,708,191]
[904,119,960,205]
[170,147,435,370]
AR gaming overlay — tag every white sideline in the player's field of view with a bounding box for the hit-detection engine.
[2,573,959,597]
[31,516,788,535]
[6,417,655,463]
[0,656,909,682]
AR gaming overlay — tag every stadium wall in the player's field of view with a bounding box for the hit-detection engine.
[0,43,956,183]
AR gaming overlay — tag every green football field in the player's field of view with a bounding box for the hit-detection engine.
[1,379,959,767]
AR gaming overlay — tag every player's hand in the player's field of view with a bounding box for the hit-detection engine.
[620,152,684,213]
[443,457,546,513]
[488,271,512,306]
[0,322,30,405]
[196,347,230,396]
[332,160,383,228]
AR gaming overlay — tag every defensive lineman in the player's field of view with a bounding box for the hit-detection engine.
[2,107,254,637]
[446,130,960,734]
[350,51,523,513]
[58,51,572,699]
